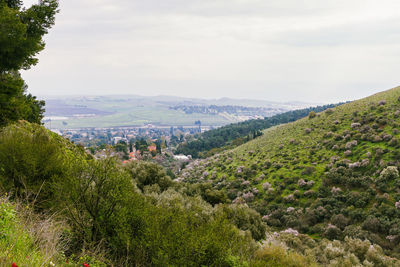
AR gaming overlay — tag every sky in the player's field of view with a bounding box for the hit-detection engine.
[22,0,400,103]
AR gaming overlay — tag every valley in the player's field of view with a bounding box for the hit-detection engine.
[42,95,313,128]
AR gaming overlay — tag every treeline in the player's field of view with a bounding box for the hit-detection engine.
[170,104,275,116]
[176,103,346,158]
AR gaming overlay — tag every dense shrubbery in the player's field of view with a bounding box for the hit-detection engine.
[262,231,400,267]
[0,122,264,266]
[0,122,87,205]
[9,121,399,266]
[180,86,400,262]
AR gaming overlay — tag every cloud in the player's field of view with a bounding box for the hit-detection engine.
[22,0,400,103]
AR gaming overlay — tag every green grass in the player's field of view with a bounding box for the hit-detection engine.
[0,197,108,267]
[0,198,53,266]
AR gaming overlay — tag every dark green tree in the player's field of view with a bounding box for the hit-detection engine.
[0,0,58,126]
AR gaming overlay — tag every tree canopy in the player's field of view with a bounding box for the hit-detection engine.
[0,0,58,126]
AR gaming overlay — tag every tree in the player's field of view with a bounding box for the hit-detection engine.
[0,0,58,126]
[54,157,138,252]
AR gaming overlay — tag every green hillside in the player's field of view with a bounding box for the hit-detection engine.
[180,86,400,259]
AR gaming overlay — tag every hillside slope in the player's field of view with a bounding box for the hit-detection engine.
[180,86,400,258]
[175,102,344,158]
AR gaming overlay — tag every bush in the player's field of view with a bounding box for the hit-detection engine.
[323,224,342,240]
[53,157,139,258]
[138,190,257,266]
[362,216,382,233]
[379,166,399,182]
[215,204,267,241]
[251,245,318,267]
[0,122,81,205]
[331,214,349,230]
[308,111,317,119]
[125,161,173,192]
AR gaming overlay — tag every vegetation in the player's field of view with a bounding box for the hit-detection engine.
[181,86,400,262]
[0,121,261,266]
[0,0,58,126]
[170,104,276,116]
[2,1,400,266]
[0,197,57,266]
[176,103,345,158]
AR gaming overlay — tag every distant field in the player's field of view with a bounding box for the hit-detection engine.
[46,106,233,128]
[43,95,312,128]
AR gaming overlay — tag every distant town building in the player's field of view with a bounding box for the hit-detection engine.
[174,155,191,161]
[148,145,157,152]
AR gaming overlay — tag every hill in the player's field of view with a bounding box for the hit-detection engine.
[180,86,400,259]
[175,102,345,158]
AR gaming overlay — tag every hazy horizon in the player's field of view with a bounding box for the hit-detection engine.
[22,0,400,103]
[38,92,323,104]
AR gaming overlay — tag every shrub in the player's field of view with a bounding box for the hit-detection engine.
[351,123,361,129]
[262,182,272,190]
[325,108,334,115]
[344,150,352,156]
[308,111,317,119]
[125,161,173,191]
[301,166,315,175]
[323,224,342,240]
[215,204,266,241]
[0,122,82,206]
[362,216,382,233]
[251,245,318,267]
[140,190,257,266]
[202,188,229,205]
[331,214,349,230]
[379,166,399,181]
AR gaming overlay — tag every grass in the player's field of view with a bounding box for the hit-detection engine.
[0,197,57,266]
[0,196,107,267]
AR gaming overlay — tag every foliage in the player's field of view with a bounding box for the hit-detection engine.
[0,0,58,72]
[251,244,318,267]
[0,121,66,201]
[0,197,60,266]
[54,157,136,253]
[261,231,400,267]
[215,204,267,241]
[0,0,58,126]
[0,122,262,265]
[125,160,173,192]
[136,190,257,266]
[180,86,400,259]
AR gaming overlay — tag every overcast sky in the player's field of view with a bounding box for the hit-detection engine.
[22,0,400,103]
